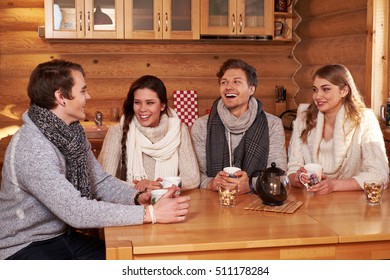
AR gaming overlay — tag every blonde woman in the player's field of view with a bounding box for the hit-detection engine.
[288,64,389,194]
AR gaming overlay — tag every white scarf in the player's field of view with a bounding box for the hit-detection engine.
[124,108,181,183]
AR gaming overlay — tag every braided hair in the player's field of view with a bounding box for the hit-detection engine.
[119,75,169,180]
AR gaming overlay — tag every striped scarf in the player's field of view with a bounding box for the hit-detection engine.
[28,104,91,198]
[206,97,269,179]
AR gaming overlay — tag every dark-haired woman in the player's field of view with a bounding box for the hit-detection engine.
[99,75,199,191]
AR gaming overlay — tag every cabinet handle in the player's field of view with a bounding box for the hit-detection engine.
[87,11,91,31]
[239,14,243,33]
[232,14,235,33]
[157,13,161,32]
[165,12,168,32]
[79,11,83,31]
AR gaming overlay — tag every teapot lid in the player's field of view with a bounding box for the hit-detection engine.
[263,162,285,176]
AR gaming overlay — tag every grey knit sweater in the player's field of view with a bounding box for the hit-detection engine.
[0,112,144,260]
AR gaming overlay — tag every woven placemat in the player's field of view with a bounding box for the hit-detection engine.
[244,199,303,214]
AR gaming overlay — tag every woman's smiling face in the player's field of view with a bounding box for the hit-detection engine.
[312,76,347,115]
[133,88,166,127]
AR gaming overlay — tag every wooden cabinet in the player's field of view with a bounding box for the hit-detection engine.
[273,3,294,41]
[200,0,273,37]
[124,0,200,39]
[44,0,124,39]
[44,0,199,40]
[44,0,284,41]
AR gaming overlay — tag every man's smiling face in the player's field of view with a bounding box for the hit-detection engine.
[219,68,255,117]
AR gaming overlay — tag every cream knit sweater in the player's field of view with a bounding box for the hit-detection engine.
[287,104,389,188]
[98,119,200,190]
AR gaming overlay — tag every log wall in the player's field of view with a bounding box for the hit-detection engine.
[1,0,383,166]
[0,1,299,164]
[292,0,369,107]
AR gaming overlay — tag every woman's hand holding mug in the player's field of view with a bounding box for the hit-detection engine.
[298,163,323,188]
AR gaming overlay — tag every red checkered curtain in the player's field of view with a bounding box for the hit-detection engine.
[173,90,199,127]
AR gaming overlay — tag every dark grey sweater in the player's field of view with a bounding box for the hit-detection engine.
[0,112,144,259]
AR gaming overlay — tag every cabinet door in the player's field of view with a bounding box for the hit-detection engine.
[163,0,200,39]
[201,0,273,36]
[45,0,81,38]
[239,0,273,36]
[125,0,161,39]
[85,0,124,39]
[45,0,123,39]
[125,0,199,39]
[201,0,236,35]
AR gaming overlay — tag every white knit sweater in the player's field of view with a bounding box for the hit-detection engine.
[287,104,389,188]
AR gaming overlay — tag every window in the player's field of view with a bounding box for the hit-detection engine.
[368,0,389,114]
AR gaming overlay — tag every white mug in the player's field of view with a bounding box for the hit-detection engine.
[162,176,182,188]
[162,176,182,195]
[298,163,322,188]
[151,189,168,205]
[223,167,241,178]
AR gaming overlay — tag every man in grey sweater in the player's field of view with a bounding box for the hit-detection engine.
[0,60,190,260]
[191,58,287,194]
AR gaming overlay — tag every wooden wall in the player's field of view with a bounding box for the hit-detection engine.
[0,1,299,163]
[387,0,390,101]
[292,0,369,107]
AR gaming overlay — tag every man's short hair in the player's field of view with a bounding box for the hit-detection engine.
[27,59,85,109]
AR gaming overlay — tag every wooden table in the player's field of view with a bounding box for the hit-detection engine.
[290,188,390,259]
[104,188,390,260]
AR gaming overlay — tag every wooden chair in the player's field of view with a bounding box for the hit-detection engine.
[279,109,297,131]
[279,109,297,149]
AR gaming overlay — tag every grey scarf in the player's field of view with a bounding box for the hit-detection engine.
[28,104,91,198]
[206,97,269,179]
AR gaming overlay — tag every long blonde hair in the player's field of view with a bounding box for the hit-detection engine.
[301,64,366,143]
